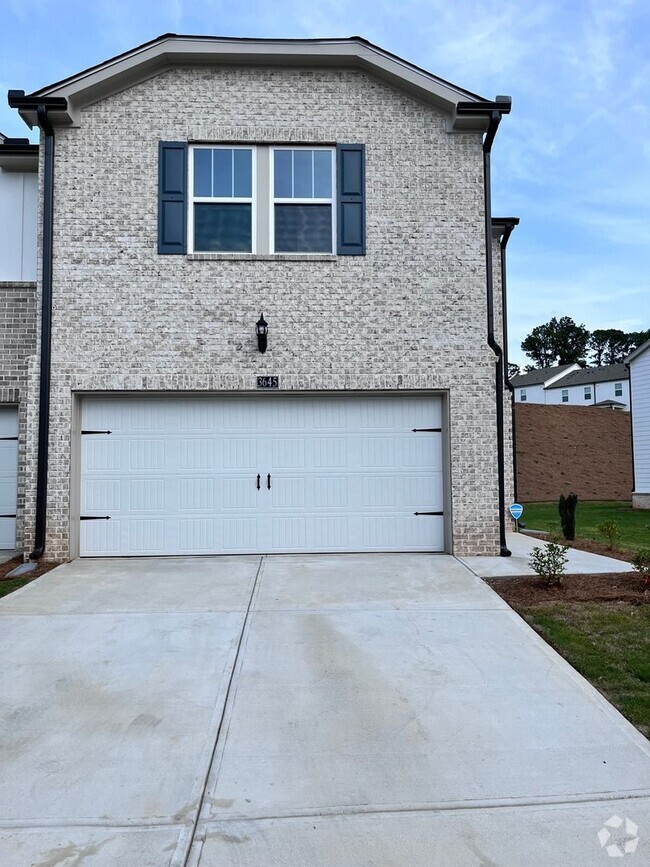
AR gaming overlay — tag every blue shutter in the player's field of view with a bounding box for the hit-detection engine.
[336,144,365,255]
[158,142,187,254]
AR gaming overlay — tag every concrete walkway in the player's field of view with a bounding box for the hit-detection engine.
[1,554,649,865]
[459,531,634,577]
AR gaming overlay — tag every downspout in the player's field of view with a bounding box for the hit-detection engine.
[29,105,55,559]
[8,92,65,559]
[497,218,519,503]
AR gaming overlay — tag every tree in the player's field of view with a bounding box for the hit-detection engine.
[588,329,629,366]
[508,362,520,379]
[588,328,650,366]
[521,317,590,368]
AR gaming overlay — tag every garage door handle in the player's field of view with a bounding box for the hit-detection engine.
[256,474,260,490]
[267,473,271,490]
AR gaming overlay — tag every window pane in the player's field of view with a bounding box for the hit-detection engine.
[193,150,212,197]
[274,204,331,252]
[274,151,292,197]
[233,149,252,197]
[213,149,232,197]
[314,150,332,198]
[293,150,313,198]
[194,203,251,252]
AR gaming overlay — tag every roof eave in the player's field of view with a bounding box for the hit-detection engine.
[625,338,650,365]
[13,35,493,129]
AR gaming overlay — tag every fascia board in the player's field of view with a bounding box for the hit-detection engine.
[22,37,489,129]
[542,363,580,389]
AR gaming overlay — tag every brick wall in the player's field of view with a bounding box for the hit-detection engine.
[25,65,506,558]
[515,403,633,502]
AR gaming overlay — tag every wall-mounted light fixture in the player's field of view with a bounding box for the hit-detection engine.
[255,313,268,353]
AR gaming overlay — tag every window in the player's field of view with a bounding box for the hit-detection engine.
[615,382,623,397]
[584,386,592,401]
[189,147,254,253]
[520,388,527,402]
[561,389,569,403]
[272,148,335,253]
[158,141,365,257]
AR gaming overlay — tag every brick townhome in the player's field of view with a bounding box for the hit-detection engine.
[3,35,517,560]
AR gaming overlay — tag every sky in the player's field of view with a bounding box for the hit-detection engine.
[1,0,648,368]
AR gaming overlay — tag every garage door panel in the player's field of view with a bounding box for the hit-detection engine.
[80,395,445,556]
[222,438,258,470]
[220,477,258,511]
[179,517,218,552]
[179,477,215,510]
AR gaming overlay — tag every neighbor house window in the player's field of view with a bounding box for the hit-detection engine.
[520,388,527,402]
[615,382,623,397]
[272,148,336,253]
[584,386,592,400]
[561,389,569,403]
[189,146,254,253]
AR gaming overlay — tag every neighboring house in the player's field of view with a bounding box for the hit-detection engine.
[626,339,650,509]
[512,363,630,410]
[5,34,516,560]
[0,134,38,550]
[511,364,580,405]
[545,364,630,409]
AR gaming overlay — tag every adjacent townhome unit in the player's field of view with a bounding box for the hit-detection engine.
[0,134,38,551]
[5,34,517,560]
[511,364,580,406]
[626,340,650,509]
[512,363,630,410]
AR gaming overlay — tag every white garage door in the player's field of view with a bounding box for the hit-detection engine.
[0,407,18,550]
[80,395,445,556]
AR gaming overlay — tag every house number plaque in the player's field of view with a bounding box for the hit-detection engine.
[257,375,279,389]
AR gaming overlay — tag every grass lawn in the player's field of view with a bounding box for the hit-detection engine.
[522,500,650,553]
[520,602,650,738]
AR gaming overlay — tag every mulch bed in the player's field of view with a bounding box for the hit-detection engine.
[487,572,648,606]
[0,555,60,583]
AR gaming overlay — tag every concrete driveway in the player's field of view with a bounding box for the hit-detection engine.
[1,554,649,866]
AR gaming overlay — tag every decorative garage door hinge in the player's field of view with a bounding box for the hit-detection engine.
[0,436,18,441]
[414,511,444,516]
[0,514,16,518]
[81,430,112,435]
[80,515,112,521]
[411,428,441,432]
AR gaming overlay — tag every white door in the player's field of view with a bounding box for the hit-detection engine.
[80,395,445,556]
[0,407,18,550]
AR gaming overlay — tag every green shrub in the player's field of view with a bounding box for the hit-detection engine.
[529,541,570,586]
[631,549,650,593]
[597,520,620,549]
[558,493,578,540]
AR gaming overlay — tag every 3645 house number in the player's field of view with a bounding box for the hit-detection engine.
[257,376,279,389]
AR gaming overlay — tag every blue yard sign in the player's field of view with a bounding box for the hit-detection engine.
[509,503,524,521]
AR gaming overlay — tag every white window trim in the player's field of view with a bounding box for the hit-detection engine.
[614,382,623,396]
[561,389,569,402]
[188,145,257,254]
[584,386,592,400]
[520,389,527,401]
[269,147,336,255]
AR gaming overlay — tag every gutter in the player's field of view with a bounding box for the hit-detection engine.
[457,97,512,556]
[625,361,636,494]
[493,217,520,504]
[8,92,66,559]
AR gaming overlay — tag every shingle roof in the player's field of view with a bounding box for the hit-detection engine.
[546,363,629,389]
[510,364,575,387]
